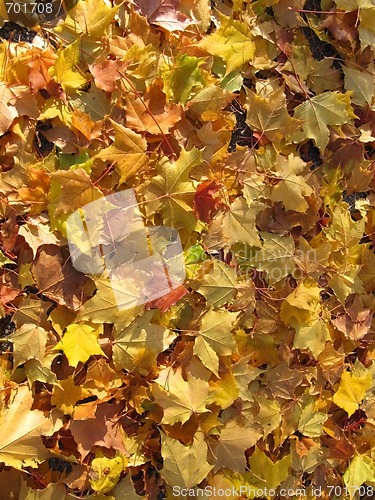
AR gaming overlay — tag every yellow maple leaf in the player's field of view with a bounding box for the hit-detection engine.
[197,260,237,308]
[325,202,365,248]
[77,277,140,328]
[55,324,106,368]
[95,121,148,184]
[293,316,331,359]
[51,377,91,415]
[222,197,263,248]
[90,456,128,493]
[270,154,314,213]
[291,91,356,151]
[152,367,213,425]
[56,0,119,39]
[335,0,375,50]
[333,369,372,416]
[344,454,375,498]
[11,324,48,367]
[49,39,87,93]
[161,54,206,105]
[194,309,238,376]
[0,386,56,468]
[280,278,322,330]
[210,371,239,409]
[245,87,301,143]
[112,311,175,374]
[143,147,203,232]
[198,14,255,74]
[48,168,103,220]
[160,432,213,489]
[39,97,73,126]
[246,447,292,489]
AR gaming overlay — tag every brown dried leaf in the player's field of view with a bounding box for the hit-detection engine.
[31,244,91,311]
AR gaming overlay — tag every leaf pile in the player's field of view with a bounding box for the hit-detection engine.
[0,0,375,498]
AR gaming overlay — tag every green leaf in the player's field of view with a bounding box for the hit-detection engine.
[197,260,237,308]
[344,454,375,498]
[198,14,255,73]
[59,151,91,170]
[292,91,356,151]
[144,147,203,232]
[112,311,175,373]
[194,309,238,375]
[161,54,205,105]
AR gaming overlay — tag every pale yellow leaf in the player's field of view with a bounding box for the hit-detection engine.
[160,432,213,489]
[0,386,55,468]
[95,121,148,184]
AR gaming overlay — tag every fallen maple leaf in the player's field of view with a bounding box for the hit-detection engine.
[0,385,57,468]
[194,180,223,223]
[125,78,182,134]
[133,0,193,31]
[95,121,148,184]
[0,0,374,495]
[69,402,128,459]
[160,432,213,489]
[31,244,91,311]
[143,147,203,231]
[152,367,213,425]
[0,83,18,135]
[54,324,106,368]
[214,417,262,472]
[145,284,189,312]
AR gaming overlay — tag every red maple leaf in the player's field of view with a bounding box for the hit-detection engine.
[194,180,223,223]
